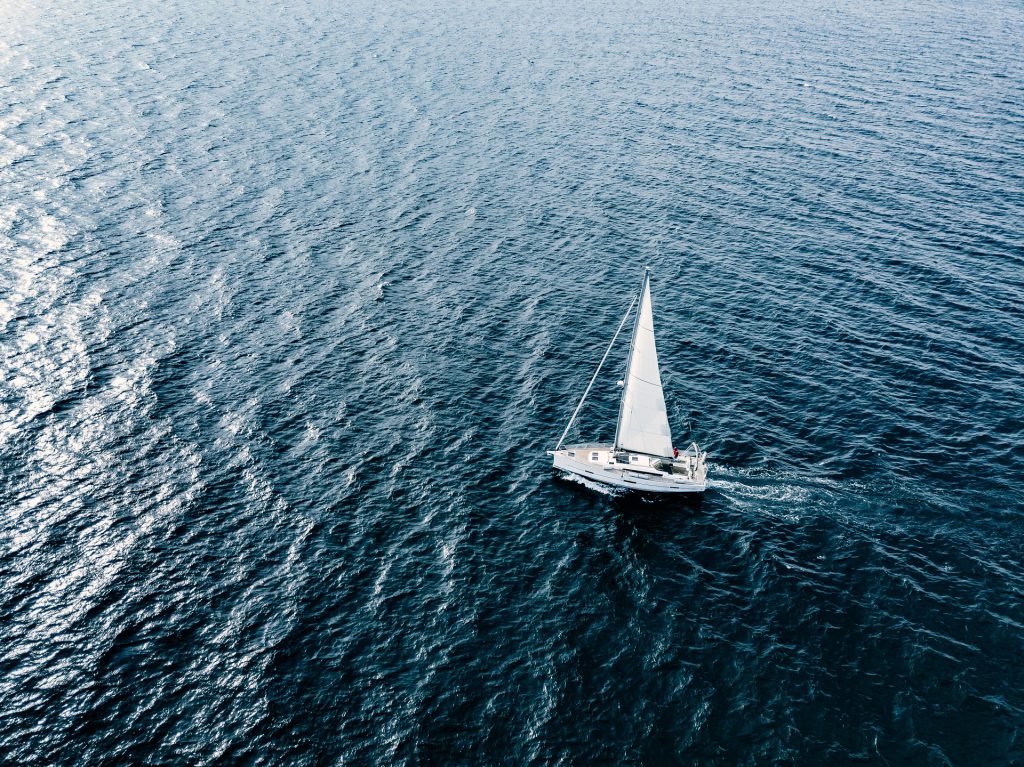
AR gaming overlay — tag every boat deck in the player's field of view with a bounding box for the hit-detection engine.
[550,443,706,494]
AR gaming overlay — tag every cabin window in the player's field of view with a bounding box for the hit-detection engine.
[590,452,599,462]
[630,455,638,462]
[567,451,575,457]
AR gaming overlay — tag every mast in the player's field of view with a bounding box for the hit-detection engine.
[613,268,649,452]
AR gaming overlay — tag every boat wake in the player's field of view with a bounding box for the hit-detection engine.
[556,470,625,497]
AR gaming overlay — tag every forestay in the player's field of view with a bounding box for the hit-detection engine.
[614,272,674,457]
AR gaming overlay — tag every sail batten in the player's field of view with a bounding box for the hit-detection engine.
[614,271,673,457]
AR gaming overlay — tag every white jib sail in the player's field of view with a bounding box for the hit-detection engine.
[615,273,673,457]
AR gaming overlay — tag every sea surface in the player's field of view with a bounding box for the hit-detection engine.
[1,0,1022,764]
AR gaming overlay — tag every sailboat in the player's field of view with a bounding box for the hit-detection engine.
[548,267,707,494]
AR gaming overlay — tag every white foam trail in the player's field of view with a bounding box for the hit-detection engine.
[557,470,624,496]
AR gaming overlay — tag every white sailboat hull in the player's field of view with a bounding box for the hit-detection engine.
[550,444,707,494]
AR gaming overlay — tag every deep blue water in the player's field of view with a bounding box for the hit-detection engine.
[2,0,1023,764]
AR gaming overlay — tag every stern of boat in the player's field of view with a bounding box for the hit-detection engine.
[667,442,707,486]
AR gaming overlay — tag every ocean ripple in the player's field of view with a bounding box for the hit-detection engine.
[1,0,1022,764]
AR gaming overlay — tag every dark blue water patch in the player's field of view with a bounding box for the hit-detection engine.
[1,0,1023,764]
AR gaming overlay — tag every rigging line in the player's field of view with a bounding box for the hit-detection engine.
[554,291,639,451]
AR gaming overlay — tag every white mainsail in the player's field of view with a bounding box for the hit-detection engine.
[614,271,674,457]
